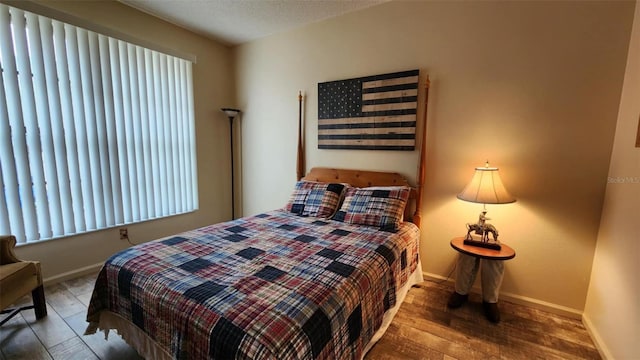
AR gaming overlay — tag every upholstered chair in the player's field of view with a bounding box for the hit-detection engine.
[0,235,47,325]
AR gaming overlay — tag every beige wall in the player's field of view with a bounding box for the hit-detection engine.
[235,0,635,314]
[10,0,235,281]
[584,1,640,358]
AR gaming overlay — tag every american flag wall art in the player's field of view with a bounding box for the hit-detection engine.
[318,69,419,150]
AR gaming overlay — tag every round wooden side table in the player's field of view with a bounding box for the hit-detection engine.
[450,236,516,260]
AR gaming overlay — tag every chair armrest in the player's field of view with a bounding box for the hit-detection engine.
[0,235,21,265]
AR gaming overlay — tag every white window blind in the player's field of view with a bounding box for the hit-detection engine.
[0,4,198,244]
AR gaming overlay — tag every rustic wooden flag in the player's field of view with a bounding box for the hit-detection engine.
[318,69,419,150]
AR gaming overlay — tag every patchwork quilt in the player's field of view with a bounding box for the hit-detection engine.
[86,210,420,360]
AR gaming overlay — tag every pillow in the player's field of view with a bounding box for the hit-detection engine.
[284,181,346,218]
[332,186,411,230]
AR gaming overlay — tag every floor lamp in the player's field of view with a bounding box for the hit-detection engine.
[221,108,241,219]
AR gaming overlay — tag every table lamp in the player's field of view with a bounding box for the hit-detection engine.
[457,161,515,250]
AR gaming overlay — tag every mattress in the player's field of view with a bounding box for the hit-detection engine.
[85,210,421,359]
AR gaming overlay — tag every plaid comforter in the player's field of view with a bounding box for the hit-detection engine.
[86,210,420,360]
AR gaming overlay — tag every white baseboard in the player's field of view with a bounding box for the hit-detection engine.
[43,262,104,286]
[423,271,582,320]
[582,313,612,360]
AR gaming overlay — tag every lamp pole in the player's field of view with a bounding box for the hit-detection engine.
[221,108,241,219]
[228,115,235,219]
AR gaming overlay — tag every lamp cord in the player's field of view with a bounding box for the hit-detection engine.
[126,235,138,246]
[430,261,457,285]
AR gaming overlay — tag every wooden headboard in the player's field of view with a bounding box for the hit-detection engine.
[302,167,419,225]
[302,167,411,188]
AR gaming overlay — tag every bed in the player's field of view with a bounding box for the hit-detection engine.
[85,83,431,360]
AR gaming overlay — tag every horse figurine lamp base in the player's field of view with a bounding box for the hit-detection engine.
[463,210,502,250]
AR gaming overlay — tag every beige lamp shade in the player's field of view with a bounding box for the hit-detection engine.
[457,162,516,204]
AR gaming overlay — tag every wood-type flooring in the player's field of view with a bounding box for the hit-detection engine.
[0,273,600,359]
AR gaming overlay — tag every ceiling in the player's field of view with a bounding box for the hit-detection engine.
[119,0,387,46]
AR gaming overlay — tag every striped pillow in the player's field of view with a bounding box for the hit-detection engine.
[284,181,346,218]
[332,186,411,230]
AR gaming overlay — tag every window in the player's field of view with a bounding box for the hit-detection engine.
[0,4,198,244]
